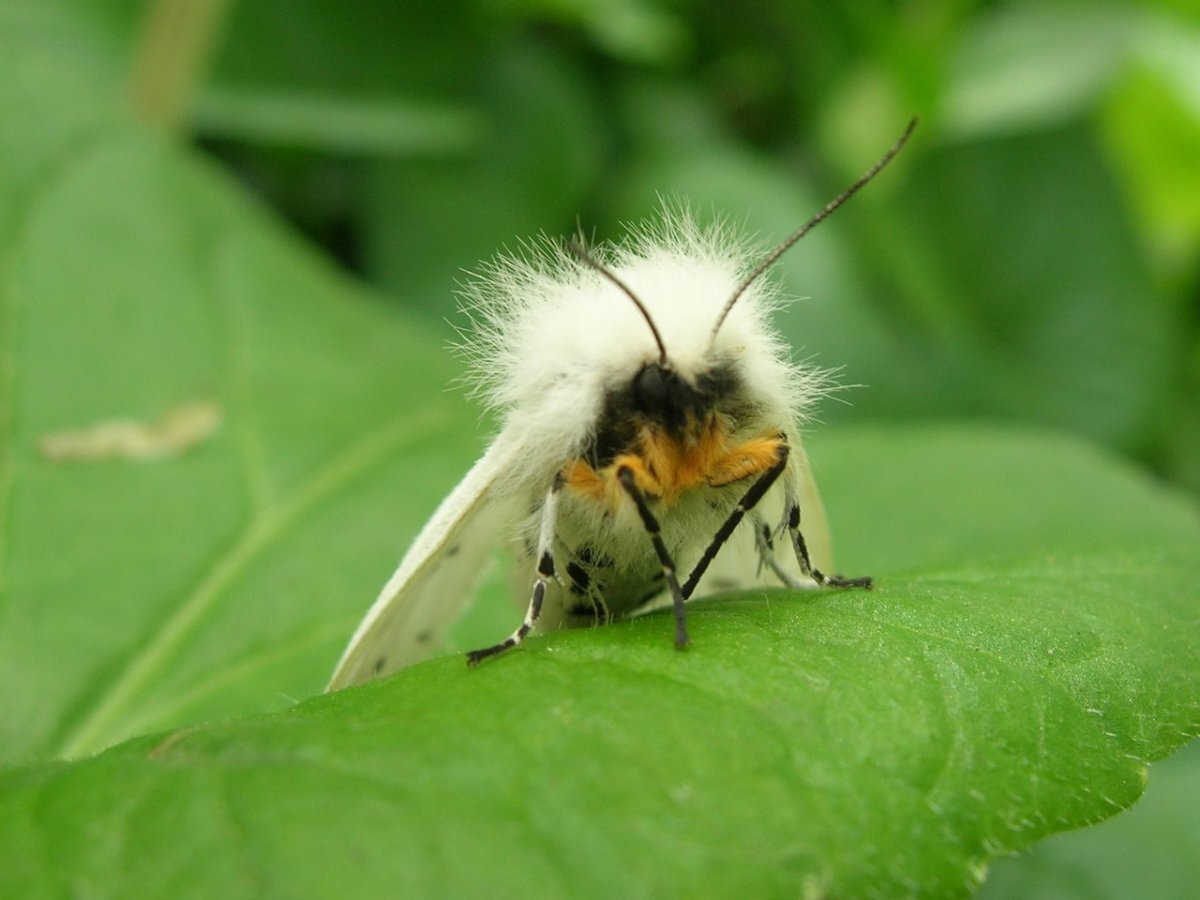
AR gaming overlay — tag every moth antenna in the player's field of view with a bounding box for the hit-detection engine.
[566,237,669,366]
[711,117,918,340]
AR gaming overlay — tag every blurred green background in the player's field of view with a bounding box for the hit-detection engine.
[7,0,1200,895]
[179,0,1200,492]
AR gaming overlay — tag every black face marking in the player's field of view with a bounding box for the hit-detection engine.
[586,405,638,469]
[694,365,740,407]
[632,364,691,428]
[584,362,741,468]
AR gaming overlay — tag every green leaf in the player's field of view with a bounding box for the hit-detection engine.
[189,88,483,156]
[898,123,1178,450]
[941,5,1135,139]
[209,0,483,98]
[979,738,1200,899]
[360,39,605,321]
[196,0,486,154]
[0,454,1197,895]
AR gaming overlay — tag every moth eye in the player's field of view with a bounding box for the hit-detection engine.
[632,363,671,413]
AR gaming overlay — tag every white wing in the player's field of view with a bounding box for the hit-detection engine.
[327,434,525,690]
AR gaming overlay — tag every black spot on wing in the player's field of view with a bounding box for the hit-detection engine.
[576,545,614,569]
[566,561,590,594]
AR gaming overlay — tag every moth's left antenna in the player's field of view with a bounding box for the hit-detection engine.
[711,118,918,340]
[566,238,669,366]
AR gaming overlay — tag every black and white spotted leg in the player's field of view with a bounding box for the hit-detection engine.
[750,510,809,590]
[782,470,873,589]
[680,444,789,601]
[617,466,690,649]
[564,559,611,626]
[466,479,562,666]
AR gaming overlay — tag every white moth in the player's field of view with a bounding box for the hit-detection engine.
[329,121,915,689]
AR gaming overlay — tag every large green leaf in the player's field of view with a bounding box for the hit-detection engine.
[0,436,1196,895]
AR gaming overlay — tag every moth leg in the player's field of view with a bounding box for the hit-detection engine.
[565,558,610,626]
[680,440,788,600]
[751,511,808,590]
[616,466,690,649]
[466,478,562,666]
[589,589,611,626]
[782,470,873,589]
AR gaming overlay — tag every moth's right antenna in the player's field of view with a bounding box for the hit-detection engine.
[566,237,669,366]
[711,118,918,340]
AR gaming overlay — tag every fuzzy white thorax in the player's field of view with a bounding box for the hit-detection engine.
[456,211,829,493]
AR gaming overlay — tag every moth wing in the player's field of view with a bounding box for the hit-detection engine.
[327,436,524,690]
[691,435,834,596]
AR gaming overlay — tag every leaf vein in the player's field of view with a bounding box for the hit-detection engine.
[53,409,453,759]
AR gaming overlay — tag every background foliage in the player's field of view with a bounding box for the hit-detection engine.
[1,0,1198,896]
[198,0,1200,483]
